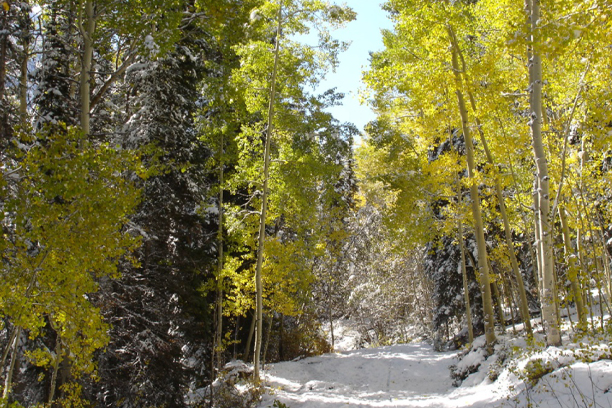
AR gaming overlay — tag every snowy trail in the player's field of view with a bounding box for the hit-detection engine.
[256,343,500,408]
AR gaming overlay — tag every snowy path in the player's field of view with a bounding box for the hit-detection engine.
[256,343,502,408]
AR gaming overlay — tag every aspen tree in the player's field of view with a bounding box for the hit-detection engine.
[446,25,532,336]
[77,0,94,134]
[448,29,497,351]
[253,3,283,381]
[457,179,474,344]
[526,0,561,346]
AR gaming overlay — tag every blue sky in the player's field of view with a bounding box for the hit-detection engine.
[317,0,392,133]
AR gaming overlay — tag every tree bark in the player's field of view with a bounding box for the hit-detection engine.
[527,0,561,346]
[458,217,474,344]
[447,26,532,336]
[447,28,496,351]
[0,6,9,143]
[559,207,586,331]
[262,314,274,365]
[243,311,256,362]
[254,3,283,381]
[78,0,95,135]
[492,280,506,333]
[328,300,335,351]
[214,132,224,375]
[2,327,22,401]
[19,41,28,124]
[48,339,62,405]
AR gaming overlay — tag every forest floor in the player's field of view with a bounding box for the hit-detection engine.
[255,320,612,408]
[256,342,494,407]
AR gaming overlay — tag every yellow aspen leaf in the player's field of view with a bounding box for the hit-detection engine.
[2,1,9,11]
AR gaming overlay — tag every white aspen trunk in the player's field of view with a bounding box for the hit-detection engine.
[254,3,283,381]
[528,0,561,346]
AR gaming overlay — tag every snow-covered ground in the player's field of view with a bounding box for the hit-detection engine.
[258,342,489,407]
[256,320,612,408]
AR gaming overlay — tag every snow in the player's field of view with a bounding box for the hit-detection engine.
[255,319,612,408]
[257,343,478,408]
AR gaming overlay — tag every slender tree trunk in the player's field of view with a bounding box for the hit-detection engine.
[48,340,62,405]
[244,311,255,362]
[17,4,30,124]
[1,327,18,372]
[527,0,560,346]
[448,29,496,351]
[78,0,94,134]
[492,280,506,333]
[279,314,284,361]
[214,132,224,373]
[502,273,517,333]
[596,226,612,303]
[449,26,532,335]
[328,300,335,351]
[576,225,595,332]
[262,314,274,365]
[458,218,474,344]
[19,42,28,124]
[2,327,22,401]
[559,207,587,330]
[532,181,543,293]
[0,8,9,143]
[253,4,283,381]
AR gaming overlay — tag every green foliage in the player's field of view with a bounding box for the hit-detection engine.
[361,0,612,347]
[1,126,142,378]
[216,0,356,325]
[272,399,290,408]
[523,358,555,386]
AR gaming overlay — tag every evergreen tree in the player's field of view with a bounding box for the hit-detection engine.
[89,25,215,407]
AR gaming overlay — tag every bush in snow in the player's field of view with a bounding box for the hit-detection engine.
[187,360,263,408]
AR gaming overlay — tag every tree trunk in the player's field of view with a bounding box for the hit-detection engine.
[1,327,18,371]
[559,207,586,330]
[527,0,561,346]
[328,302,335,351]
[262,314,274,365]
[491,279,506,333]
[448,28,496,351]
[19,40,29,124]
[447,26,532,336]
[214,131,224,374]
[532,180,543,295]
[253,3,283,381]
[2,327,22,401]
[18,4,30,125]
[79,0,94,134]
[458,218,474,344]
[0,8,9,143]
[48,340,62,405]
[502,273,517,334]
[243,311,256,363]
[279,314,284,361]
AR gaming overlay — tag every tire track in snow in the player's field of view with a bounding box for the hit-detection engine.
[257,343,460,408]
